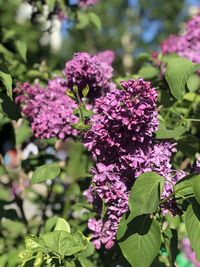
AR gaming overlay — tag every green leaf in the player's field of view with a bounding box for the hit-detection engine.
[174,174,200,210]
[2,219,24,238]
[118,215,161,267]
[41,231,88,257]
[156,122,186,140]
[177,135,200,158]
[160,89,174,108]
[183,92,200,102]
[0,64,12,99]
[117,214,128,240]
[88,13,102,31]
[0,255,7,266]
[193,177,200,205]
[0,164,6,177]
[0,44,14,59]
[0,185,11,201]
[65,261,76,267]
[165,57,200,101]
[80,242,95,258]
[2,29,15,42]
[72,121,91,131]
[185,203,200,261]
[174,174,200,195]
[31,163,61,184]
[82,85,89,97]
[54,218,71,233]
[34,251,43,267]
[25,235,43,250]
[0,92,21,120]
[16,121,32,145]
[18,250,32,261]
[138,65,159,79]
[45,216,58,232]
[7,249,20,266]
[15,40,27,62]
[46,0,56,11]
[128,172,165,218]
[77,12,89,29]
[65,141,92,180]
[78,257,95,267]
[187,74,200,92]
[66,90,76,100]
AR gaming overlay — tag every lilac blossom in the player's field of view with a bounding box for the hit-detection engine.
[85,163,128,249]
[194,157,200,173]
[78,0,97,8]
[182,238,200,267]
[15,78,79,139]
[161,12,200,64]
[84,140,184,249]
[84,78,158,163]
[161,169,187,215]
[63,51,115,100]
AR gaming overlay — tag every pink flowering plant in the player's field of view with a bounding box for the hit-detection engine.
[0,1,200,267]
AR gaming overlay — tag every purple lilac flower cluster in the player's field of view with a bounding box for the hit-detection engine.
[83,78,184,249]
[78,0,97,8]
[194,157,200,173]
[64,51,115,100]
[86,163,128,249]
[15,78,78,139]
[182,238,200,267]
[15,50,115,139]
[161,12,200,64]
[84,79,158,163]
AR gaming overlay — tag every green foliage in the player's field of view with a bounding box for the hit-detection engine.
[118,215,161,267]
[19,218,92,267]
[54,218,71,233]
[138,65,159,79]
[0,92,21,120]
[128,172,165,218]
[65,141,93,180]
[156,122,186,140]
[185,203,200,261]
[0,64,13,98]
[164,56,200,101]
[15,40,27,62]
[187,74,200,92]
[76,12,102,31]
[31,163,61,184]
[41,231,88,257]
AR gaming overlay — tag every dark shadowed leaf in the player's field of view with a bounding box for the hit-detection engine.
[0,93,21,120]
[0,65,12,98]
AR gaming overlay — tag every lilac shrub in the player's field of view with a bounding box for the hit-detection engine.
[161,12,200,64]
[15,78,79,139]
[15,50,116,140]
[83,78,185,249]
